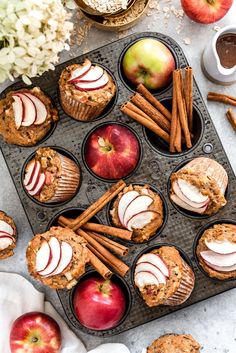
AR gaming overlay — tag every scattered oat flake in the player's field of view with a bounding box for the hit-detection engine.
[183,37,191,45]
[214,26,221,32]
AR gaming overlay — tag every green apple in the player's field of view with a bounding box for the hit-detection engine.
[122,38,176,90]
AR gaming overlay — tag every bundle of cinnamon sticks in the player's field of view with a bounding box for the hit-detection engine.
[121,67,194,153]
[207,92,236,131]
[57,180,131,279]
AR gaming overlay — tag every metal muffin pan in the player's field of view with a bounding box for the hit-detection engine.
[0,32,236,337]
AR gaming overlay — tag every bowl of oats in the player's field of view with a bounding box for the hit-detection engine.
[75,0,133,16]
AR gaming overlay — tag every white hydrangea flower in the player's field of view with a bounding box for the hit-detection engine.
[0,0,73,84]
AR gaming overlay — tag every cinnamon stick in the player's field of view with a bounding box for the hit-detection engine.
[137,83,172,121]
[88,248,112,279]
[87,231,129,256]
[58,180,126,231]
[82,222,132,241]
[226,109,236,131]
[131,93,171,132]
[174,115,182,152]
[121,103,170,143]
[124,101,154,123]
[184,67,193,132]
[207,92,236,106]
[175,70,192,148]
[170,71,178,152]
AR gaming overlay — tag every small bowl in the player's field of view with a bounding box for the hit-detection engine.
[143,98,204,157]
[82,121,143,183]
[21,146,82,208]
[167,158,229,220]
[69,270,132,334]
[74,0,134,16]
[193,219,236,282]
[106,182,168,244]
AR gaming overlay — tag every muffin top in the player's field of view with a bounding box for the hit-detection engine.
[0,87,58,146]
[147,334,201,353]
[27,226,89,289]
[59,59,116,107]
[110,184,163,243]
[0,211,17,260]
[196,223,236,280]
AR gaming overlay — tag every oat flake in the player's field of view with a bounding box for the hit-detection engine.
[83,0,129,13]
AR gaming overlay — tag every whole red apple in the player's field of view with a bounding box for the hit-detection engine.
[84,124,140,180]
[122,38,175,90]
[181,0,233,24]
[73,276,126,330]
[10,312,61,353]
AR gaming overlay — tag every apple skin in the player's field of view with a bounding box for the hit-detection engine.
[10,312,61,353]
[122,38,175,90]
[84,124,140,180]
[181,0,233,24]
[73,276,126,330]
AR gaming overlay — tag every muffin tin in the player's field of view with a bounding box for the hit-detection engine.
[0,32,236,337]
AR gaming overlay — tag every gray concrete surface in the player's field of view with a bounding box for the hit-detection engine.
[0,1,236,351]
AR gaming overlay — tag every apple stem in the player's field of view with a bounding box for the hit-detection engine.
[31,337,38,343]
[98,137,113,153]
[99,279,111,295]
[207,0,215,4]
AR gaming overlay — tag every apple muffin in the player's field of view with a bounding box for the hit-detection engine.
[110,184,163,243]
[0,211,17,260]
[0,87,58,146]
[170,157,228,215]
[23,147,80,203]
[26,226,89,289]
[147,334,201,353]
[59,59,116,121]
[134,246,195,307]
[196,223,236,280]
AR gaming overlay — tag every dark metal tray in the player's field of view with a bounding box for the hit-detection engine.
[1,32,236,337]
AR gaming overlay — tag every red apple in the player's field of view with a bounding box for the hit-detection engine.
[73,275,126,330]
[84,124,140,180]
[10,312,61,353]
[122,38,175,90]
[181,0,233,24]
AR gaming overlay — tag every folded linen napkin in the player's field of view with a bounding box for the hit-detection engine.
[0,272,130,353]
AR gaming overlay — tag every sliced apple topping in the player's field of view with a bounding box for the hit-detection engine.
[118,191,139,226]
[12,95,23,129]
[135,271,159,288]
[127,211,157,231]
[24,160,47,197]
[78,66,104,83]
[75,72,109,91]
[16,93,36,127]
[50,241,73,276]
[23,92,47,125]
[0,235,14,250]
[135,262,166,284]
[200,250,236,268]
[137,253,169,277]
[68,59,92,83]
[205,239,236,255]
[38,237,61,276]
[170,194,208,214]
[0,220,14,235]
[35,239,51,273]
[123,195,153,227]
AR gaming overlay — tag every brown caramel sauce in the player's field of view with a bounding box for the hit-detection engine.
[216,33,236,69]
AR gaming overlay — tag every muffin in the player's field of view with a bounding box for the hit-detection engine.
[170,157,228,215]
[23,147,80,203]
[0,211,17,260]
[59,59,116,121]
[26,226,89,289]
[196,223,236,280]
[110,184,164,243]
[147,334,201,353]
[0,87,58,146]
[134,246,195,307]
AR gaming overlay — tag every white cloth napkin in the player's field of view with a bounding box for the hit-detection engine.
[0,272,130,353]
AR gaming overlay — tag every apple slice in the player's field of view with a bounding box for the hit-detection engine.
[25,161,41,191]
[118,191,139,226]
[0,236,13,250]
[23,92,47,125]
[74,72,109,91]
[0,220,13,235]
[170,194,208,214]
[205,239,236,255]
[38,237,61,276]
[24,160,36,186]
[127,211,157,231]
[28,173,46,196]
[35,240,51,273]
[178,179,209,203]
[50,241,73,276]
[68,59,92,83]
[173,181,209,209]
[135,262,166,284]
[78,66,104,83]
[16,93,36,126]
[12,95,23,129]
[123,195,153,227]
[203,260,236,273]
[137,253,169,277]
[0,232,15,242]
[134,271,159,288]
[200,250,236,267]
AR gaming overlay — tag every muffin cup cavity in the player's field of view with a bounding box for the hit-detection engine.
[21,146,82,208]
[143,99,204,157]
[193,219,236,282]
[82,121,143,183]
[106,183,168,244]
[69,270,132,335]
